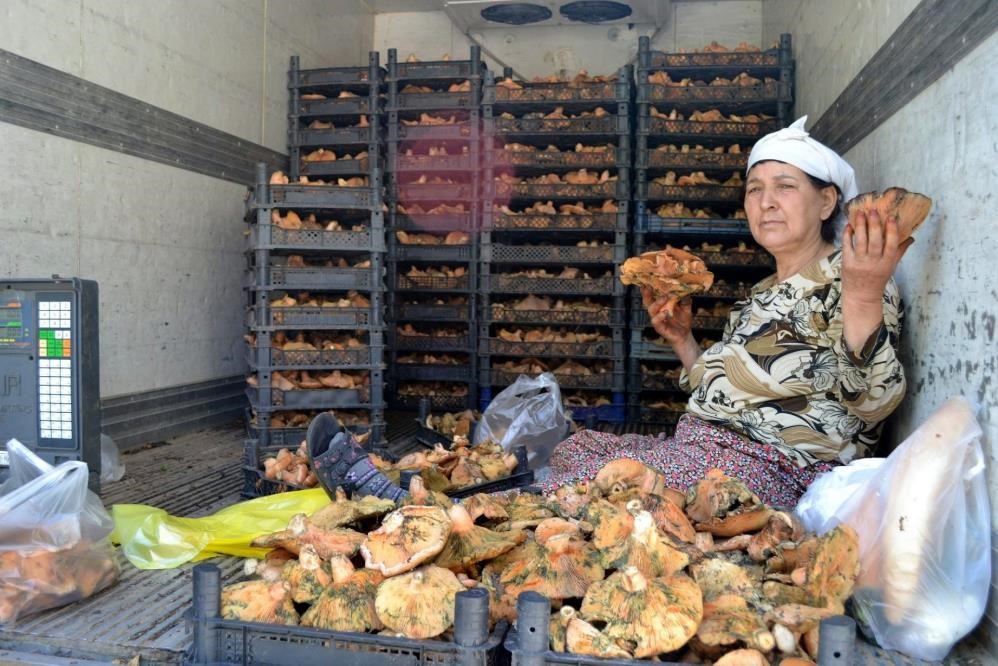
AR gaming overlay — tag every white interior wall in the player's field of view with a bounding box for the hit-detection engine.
[0,0,374,397]
[765,0,998,650]
[373,2,764,79]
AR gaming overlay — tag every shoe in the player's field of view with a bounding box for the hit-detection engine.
[305,412,404,502]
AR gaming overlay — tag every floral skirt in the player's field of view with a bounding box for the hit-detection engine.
[538,414,838,507]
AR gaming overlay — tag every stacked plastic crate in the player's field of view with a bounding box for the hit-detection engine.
[243,53,387,495]
[385,47,485,412]
[479,67,632,423]
[628,35,794,430]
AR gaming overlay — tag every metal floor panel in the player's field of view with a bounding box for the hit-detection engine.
[0,418,988,665]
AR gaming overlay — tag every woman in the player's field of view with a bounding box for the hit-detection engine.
[541,116,911,506]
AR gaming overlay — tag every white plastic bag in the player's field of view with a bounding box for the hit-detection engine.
[100,433,126,483]
[796,457,884,535]
[0,439,119,624]
[795,398,991,661]
[473,373,570,470]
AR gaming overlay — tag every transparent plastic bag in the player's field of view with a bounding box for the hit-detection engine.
[0,439,119,624]
[473,372,570,470]
[100,433,125,483]
[795,398,991,661]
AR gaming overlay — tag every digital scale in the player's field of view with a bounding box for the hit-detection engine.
[0,278,100,490]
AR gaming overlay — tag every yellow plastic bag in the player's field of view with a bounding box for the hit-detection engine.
[110,488,330,569]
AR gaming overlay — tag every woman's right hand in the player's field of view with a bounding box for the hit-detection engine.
[641,288,694,346]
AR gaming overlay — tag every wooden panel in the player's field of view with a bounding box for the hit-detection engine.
[0,49,286,184]
[811,0,998,153]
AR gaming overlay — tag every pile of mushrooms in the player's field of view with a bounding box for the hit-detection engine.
[371,440,520,492]
[224,461,859,663]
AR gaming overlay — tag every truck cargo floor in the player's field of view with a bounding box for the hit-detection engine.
[0,419,988,665]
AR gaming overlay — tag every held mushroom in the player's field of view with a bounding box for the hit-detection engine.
[374,565,465,639]
[360,504,453,576]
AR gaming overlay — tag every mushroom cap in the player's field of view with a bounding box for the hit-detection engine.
[613,510,690,578]
[714,648,770,666]
[402,474,453,509]
[581,567,703,658]
[695,506,773,537]
[803,524,859,608]
[593,458,669,496]
[585,499,635,566]
[690,558,760,602]
[565,616,632,659]
[764,603,839,633]
[613,490,696,543]
[220,579,299,625]
[534,517,585,546]
[361,505,453,576]
[281,544,332,604]
[450,457,486,488]
[500,533,603,600]
[697,594,775,651]
[460,493,510,522]
[548,482,593,519]
[762,580,811,606]
[309,494,396,530]
[685,469,762,524]
[374,565,464,638]
[434,504,526,570]
[496,499,556,531]
[250,514,365,559]
[300,566,383,632]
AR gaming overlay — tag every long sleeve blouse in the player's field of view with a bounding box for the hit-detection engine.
[681,250,905,466]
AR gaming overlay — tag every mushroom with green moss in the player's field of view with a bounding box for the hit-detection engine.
[434,503,526,571]
[374,565,465,639]
[361,504,453,576]
[300,555,384,631]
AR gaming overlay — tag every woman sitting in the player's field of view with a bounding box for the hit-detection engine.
[542,117,911,506]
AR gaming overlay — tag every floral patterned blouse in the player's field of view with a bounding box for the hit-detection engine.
[681,250,905,466]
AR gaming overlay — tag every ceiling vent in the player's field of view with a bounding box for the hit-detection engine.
[560,1,632,23]
[480,3,553,24]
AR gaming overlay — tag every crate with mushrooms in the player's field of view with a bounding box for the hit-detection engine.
[385,46,483,412]
[478,67,632,423]
[208,460,858,665]
[628,37,794,432]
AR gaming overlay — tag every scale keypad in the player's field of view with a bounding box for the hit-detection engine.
[38,301,73,440]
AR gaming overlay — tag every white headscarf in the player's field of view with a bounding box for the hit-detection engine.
[747,116,858,213]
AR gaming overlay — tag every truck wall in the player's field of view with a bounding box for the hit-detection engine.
[763,1,998,651]
[0,0,374,397]
[373,2,763,79]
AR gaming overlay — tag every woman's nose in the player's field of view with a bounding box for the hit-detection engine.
[759,186,778,209]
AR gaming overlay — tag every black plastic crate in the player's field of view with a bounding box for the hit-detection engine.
[393,330,472,352]
[246,420,381,450]
[488,368,624,392]
[637,212,751,237]
[292,125,380,148]
[633,404,686,426]
[638,33,792,71]
[482,337,624,359]
[631,306,729,332]
[637,180,743,203]
[489,145,626,169]
[187,564,505,666]
[391,390,476,413]
[388,90,480,112]
[638,79,785,106]
[629,331,679,361]
[480,243,624,264]
[254,266,381,291]
[636,145,749,171]
[628,369,684,393]
[563,392,626,423]
[297,154,374,178]
[249,344,384,370]
[246,383,376,409]
[293,95,376,117]
[486,303,625,327]
[393,152,477,172]
[387,47,486,82]
[489,178,628,201]
[486,114,627,136]
[392,242,475,262]
[637,114,780,139]
[482,209,627,232]
[248,306,379,331]
[484,76,629,105]
[395,181,475,201]
[396,301,471,321]
[260,182,380,209]
[395,362,475,382]
[393,211,476,232]
[482,273,618,295]
[696,249,774,269]
[394,272,473,292]
[293,60,382,87]
[248,223,385,253]
[389,121,478,141]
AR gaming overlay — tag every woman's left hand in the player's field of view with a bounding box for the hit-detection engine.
[841,209,913,351]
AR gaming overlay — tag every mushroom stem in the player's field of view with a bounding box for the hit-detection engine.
[620,566,648,593]
[773,623,797,654]
[447,503,475,533]
[329,555,355,584]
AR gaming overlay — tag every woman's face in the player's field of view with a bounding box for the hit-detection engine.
[744,161,837,256]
